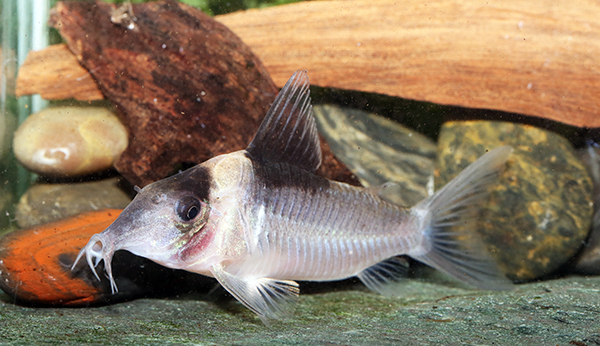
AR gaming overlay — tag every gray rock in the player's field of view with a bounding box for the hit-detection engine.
[15,177,132,228]
[313,104,436,207]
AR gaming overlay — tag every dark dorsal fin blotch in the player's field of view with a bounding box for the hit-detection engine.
[247,70,322,173]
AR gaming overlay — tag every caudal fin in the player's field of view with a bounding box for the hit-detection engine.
[409,146,514,290]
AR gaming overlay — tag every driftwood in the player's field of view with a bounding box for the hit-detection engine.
[48,0,279,187]
[17,0,600,128]
[46,0,356,187]
[216,0,600,128]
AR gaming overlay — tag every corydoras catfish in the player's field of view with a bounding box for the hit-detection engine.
[74,70,513,322]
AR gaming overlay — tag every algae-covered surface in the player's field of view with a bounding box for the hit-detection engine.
[1,275,600,345]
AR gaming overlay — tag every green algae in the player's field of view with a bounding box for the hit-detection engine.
[1,276,600,345]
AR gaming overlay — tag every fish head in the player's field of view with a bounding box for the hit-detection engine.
[73,154,244,293]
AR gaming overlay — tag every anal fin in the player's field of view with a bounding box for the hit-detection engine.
[211,264,299,323]
[357,256,409,296]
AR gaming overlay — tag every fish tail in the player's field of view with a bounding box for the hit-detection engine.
[408,146,514,290]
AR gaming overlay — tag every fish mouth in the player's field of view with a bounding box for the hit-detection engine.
[72,233,118,294]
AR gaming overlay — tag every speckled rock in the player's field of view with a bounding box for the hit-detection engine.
[313,104,436,207]
[436,120,593,281]
[13,107,128,177]
[15,177,131,228]
[572,143,600,274]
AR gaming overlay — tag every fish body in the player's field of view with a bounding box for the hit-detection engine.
[74,71,512,321]
[202,151,414,280]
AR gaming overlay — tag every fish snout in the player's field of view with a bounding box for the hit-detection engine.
[72,233,119,294]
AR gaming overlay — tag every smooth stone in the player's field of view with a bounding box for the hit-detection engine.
[436,120,593,281]
[13,107,128,177]
[313,104,436,207]
[572,143,600,274]
[15,177,132,228]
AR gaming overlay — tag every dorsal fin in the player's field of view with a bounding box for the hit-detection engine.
[247,70,322,172]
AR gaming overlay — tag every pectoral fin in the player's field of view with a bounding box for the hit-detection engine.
[211,264,299,323]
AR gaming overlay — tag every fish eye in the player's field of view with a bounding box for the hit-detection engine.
[176,196,202,222]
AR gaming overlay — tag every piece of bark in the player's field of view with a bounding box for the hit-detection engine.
[16,44,103,101]
[216,0,600,128]
[49,0,272,187]
[48,1,356,187]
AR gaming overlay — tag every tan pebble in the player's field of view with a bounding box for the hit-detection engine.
[13,107,128,176]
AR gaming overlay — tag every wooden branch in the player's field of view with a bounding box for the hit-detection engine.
[216,0,600,128]
[16,44,103,101]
